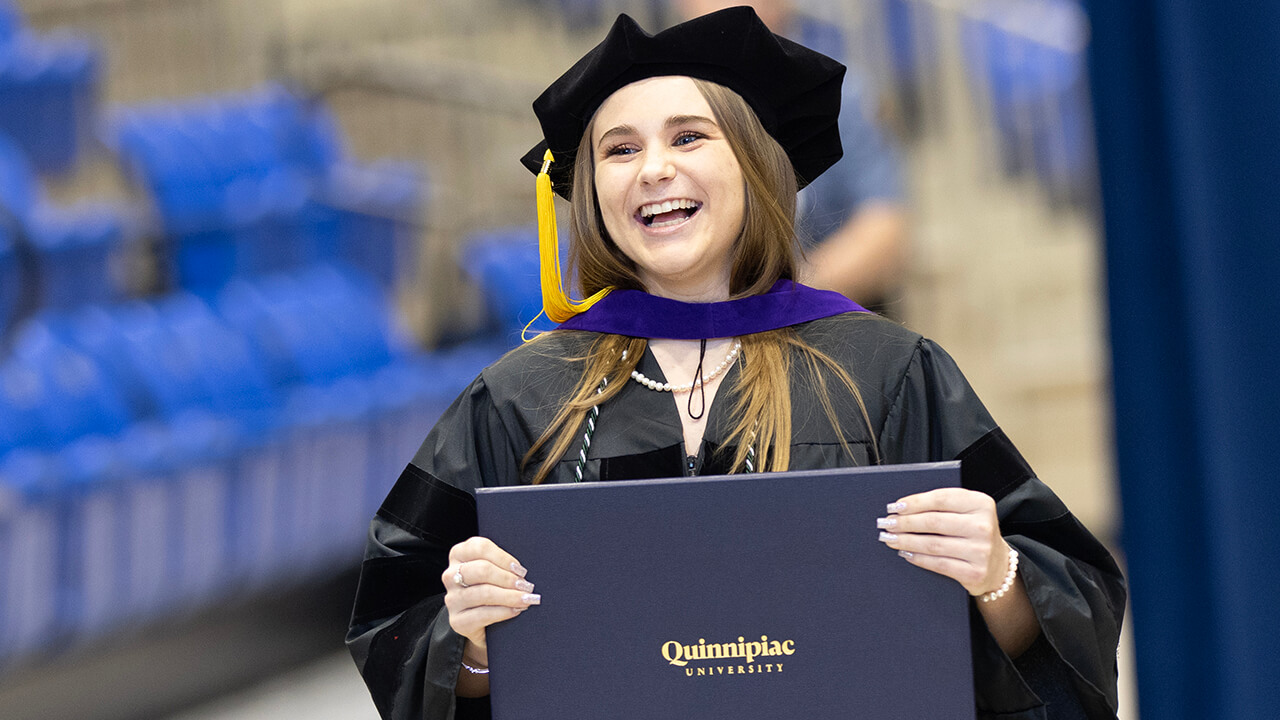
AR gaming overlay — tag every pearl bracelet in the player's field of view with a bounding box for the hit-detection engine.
[979,547,1020,603]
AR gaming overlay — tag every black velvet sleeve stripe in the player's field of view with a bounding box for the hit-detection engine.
[350,554,448,628]
[377,463,478,546]
[957,427,1034,502]
[1003,512,1125,599]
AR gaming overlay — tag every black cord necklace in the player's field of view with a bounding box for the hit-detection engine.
[687,338,707,420]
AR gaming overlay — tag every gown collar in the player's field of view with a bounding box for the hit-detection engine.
[554,280,867,339]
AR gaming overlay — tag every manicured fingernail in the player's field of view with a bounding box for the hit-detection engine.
[887,502,907,513]
[876,517,897,530]
[511,562,528,578]
[522,593,541,605]
[878,531,898,543]
[898,550,915,559]
[515,579,535,592]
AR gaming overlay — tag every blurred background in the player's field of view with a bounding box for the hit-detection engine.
[0,0,1127,718]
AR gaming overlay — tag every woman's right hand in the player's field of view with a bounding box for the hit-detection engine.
[442,536,540,662]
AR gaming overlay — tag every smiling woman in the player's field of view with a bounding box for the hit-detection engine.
[569,75,799,309]
[589,76,746,302]
[346,8,1126,720]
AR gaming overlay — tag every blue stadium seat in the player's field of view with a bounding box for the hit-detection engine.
[26,203,124,309]
[155,293,277,420]
[0,130,36,211]
[324,161,422,287]
[0,133,128,312]
[0,448,60,662]
[0,30,101,173]
[216,267,406,388]
[225,418,289,585]
[0,358,49,450]
[57,434,128,637]
[7,318,133,447]
[115,422,182,619]
[164,410,238,603]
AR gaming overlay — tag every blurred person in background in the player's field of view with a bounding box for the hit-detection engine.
[346,7,1124,720]
[674,0,910,314]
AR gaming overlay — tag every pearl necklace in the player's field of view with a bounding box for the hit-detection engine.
[630,340,741,393]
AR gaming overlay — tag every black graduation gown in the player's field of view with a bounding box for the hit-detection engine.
[346,312,1126,720]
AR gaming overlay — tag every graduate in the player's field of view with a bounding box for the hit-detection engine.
[347,8,1125,719]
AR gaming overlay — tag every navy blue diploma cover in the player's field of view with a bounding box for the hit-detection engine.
[476,462,975,719]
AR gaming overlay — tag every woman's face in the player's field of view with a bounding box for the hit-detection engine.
[591,76,746,301]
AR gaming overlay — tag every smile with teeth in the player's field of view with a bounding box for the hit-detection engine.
[638,199,702,228]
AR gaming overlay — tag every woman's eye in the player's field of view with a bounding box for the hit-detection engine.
[674,132,703,146]
[604,144,637,157]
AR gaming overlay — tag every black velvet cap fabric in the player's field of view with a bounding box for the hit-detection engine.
[520,6,846,200]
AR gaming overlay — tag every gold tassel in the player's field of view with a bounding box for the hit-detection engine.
[537,149,610,324]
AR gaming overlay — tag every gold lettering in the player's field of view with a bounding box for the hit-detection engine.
[685,668,694,677]
[662,633,796,672]
[662,641,687,666]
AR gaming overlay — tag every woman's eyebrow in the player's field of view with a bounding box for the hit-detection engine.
[596,123,638,145]
[665,114,718,129]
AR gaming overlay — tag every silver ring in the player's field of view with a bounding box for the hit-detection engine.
[453,565,469,588]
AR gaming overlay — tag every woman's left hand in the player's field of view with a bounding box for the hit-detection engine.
[876,487,1011,597]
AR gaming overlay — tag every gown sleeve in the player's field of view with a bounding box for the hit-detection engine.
[877,338,1127,720]
[346,373,521,720]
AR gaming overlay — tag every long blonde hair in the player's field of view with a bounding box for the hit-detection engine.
[524,78,877,483]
